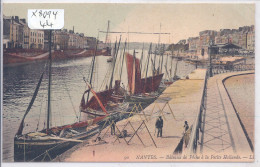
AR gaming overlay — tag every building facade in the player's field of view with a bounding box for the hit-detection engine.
[187,25,255,59]
[29,29,44,49]
[53,30,69,50]
[4,15,91,51]
[3,16,23,48]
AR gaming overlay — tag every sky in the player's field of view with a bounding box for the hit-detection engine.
[3,3,255,44]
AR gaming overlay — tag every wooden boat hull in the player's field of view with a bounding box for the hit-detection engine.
[14,126,99,162]
[125,94,158,109]
[82,102,129,119]
[14,101,130,162]
[141,73,164,93]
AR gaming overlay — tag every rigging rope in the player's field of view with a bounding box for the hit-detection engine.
[100,65,112,91]
[113,54,120,81]
[57,95,63,126]
[61,75,79,121]
[36,93,46,131]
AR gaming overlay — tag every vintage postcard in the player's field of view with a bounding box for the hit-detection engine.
[1,1,256,163]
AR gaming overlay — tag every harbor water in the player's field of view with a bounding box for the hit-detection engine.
[3,51,196,161]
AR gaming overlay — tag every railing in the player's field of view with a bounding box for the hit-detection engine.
[185,62,254,154]
[212,64,255,75]
[186,69,209,154]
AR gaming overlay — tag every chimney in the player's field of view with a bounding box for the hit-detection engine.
[20,19,26,24]
[15,16,19,22]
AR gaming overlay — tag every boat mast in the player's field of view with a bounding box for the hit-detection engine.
[173,49,179,79]
[109,36,121,89]
[170,49,174,77]
[119,40,127,81]
[153,47,157,74]
[139,43,144,73]
[86,35,99,103]
[145,43,152,80]
[158,51,161,74]
[158,23,161,48]
[105,20,111,47]
[165,53,169,79]
[131,50,136,94]
[47,30,52,132]
[173,59,179,79]
[165,53,169,70]
[160,44,165,73]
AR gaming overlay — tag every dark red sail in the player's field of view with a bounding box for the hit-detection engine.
[125,52,164,94]
[125,53,142,94]
[80,89,113,110]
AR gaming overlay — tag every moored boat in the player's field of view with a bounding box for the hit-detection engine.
[125,44,164,107]
[13,31,128,162]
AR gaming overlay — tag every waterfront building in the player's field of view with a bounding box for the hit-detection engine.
[3,16,23,48]
[68,30,77,49]
[29,29,44,49]
[87,37,98,49]
[186,25,255,59]
[187,37,199,58]
[83,36,88,49]
[247,30,255,51]
[3,16,45,50]
[53,30,69,50]
[44,30,51,50]
[18,19,30,49]
[197,30,217,59]
[215,31,231,45]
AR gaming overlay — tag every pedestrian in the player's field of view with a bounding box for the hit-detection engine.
[155,116,163,137]
[111,119,116,135]
[184,121,189,133]
[183,121,190,148]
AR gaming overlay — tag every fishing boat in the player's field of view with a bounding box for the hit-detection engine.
[80,36,129,120]
[14,84,109,162]
[79,87,129,119]
[162,51,180,86]
[125,44,164,106]
[13,31,128,162]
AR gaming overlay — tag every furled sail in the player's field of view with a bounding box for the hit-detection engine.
[16,72,45,135]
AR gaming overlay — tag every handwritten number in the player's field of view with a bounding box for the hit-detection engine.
[32,10,59,28]
[53,11,58,19]
[46,20,53,28]
[39,10,42,17]
[31,10,37,17]
[40,21,46,28]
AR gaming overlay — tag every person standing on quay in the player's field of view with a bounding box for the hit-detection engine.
[184,121,189,132]
[155,116,163,137]
[111,119,116,135]
[183,121,190,148]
